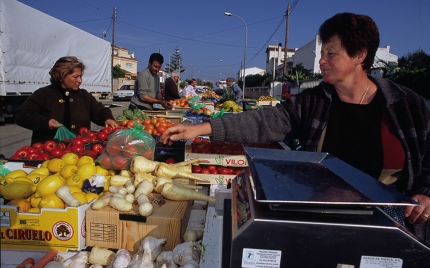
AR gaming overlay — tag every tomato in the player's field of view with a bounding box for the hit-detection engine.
[234,169,242,175]
[50,147,64,158]
[150,118,158,125]
[106,141,122,155]
[192,165,202,173]
[79,127,89,136]
[43,141,57,152]
[122,144,139,158]
[158,117,166,123]
[32,143,44,151]
[97,131,109,141]
[157,126,167,135]
[165,121,173,128]
[201,168,210,174]
[210,169,219,174]
[126,120,135,128]
[134,118,143,125]
[71,145,85,154]
[92,143,104,153]
[112,155,129,169]
[141,148,154,160]
[165,158,176,164]
[99,153,112,169]
[143,119,151,125]
[207,165,217,171]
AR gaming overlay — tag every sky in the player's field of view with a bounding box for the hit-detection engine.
[17,0,430,84]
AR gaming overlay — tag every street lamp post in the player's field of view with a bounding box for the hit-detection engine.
[224,12,247,100]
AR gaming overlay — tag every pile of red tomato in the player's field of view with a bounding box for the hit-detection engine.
[9,126,115,161]
[192,164,243,175]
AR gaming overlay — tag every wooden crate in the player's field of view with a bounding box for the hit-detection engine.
[86,198,192,253]
[148,114,184,124]
[142,110,167,116]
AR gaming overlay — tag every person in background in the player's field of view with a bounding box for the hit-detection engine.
[15,56,119,144]
[164,71,180,101]
[129,53,173,111]
[179,81,187,95]
[161,13,430,243]
[180,79,199,98]
[225,77,243,102]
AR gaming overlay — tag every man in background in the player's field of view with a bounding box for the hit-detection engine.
[164,71,180,101]
[129,53,173,110]
[180,79,199,98]
[224,77,243,102]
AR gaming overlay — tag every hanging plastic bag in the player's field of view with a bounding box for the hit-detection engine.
[54,124,76,141]
[97,122,156,170]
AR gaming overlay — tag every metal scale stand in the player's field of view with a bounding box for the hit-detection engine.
[222,148,430,268]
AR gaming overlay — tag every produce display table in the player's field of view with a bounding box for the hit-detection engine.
[0,188,224,268]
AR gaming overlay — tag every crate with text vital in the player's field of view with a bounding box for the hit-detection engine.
[185,139,248,167]
[190,164,245,185]
[0,203,90,252]
[185,138,290,170]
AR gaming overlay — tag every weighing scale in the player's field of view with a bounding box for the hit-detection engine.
[222,148,430,268]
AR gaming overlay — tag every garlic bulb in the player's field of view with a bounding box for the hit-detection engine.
[110,249,132,268]
[155,251,178,268]
[139,236,167,262]
[172,241,201,267]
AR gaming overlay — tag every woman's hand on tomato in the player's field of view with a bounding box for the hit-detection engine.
[105,119,119,129]
[404,194,430,224]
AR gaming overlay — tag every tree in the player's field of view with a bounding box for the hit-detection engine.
[398,48,430,69]
[386,49,430,100]
[165,46,186,74]
[112,64,125,78]
[238,74,268,88]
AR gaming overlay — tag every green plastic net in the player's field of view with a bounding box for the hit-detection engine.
[54,125,77,141]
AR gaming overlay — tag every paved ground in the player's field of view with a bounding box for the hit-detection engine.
[0,99,129,158]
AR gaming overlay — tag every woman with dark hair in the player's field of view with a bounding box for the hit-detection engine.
[16,56,118,144]
[161,13,430,243]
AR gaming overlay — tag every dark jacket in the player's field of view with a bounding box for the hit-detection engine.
[164,77,180,101]
[209,77,430,243]
[15,85,115,144]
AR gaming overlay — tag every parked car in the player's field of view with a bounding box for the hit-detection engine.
[113,85,134,101]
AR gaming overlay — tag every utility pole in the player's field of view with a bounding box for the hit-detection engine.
[111,7,117,93]
[282,3,290,77]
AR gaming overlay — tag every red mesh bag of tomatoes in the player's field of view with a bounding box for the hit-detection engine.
[98,122,156,170]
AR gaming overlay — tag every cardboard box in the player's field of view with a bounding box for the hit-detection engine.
[0,203,90,252]
[86,199,192,253]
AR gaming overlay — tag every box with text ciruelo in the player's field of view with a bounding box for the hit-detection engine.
[184,140,290,168]
[0,203,90,252]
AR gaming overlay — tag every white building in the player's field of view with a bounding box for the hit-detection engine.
[237,66,266,79]
[266,35,399,77]
[265,44,296,75]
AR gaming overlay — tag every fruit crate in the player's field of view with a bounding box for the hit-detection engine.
[0,203,90,252]
[184,140,290,168]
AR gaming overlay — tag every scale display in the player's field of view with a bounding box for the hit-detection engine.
[245,148,418,207]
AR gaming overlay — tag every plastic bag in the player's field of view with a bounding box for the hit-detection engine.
[0,162,11,178]
[54,125,76,141]
[211,109,225,118]
[97,122,156,170]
